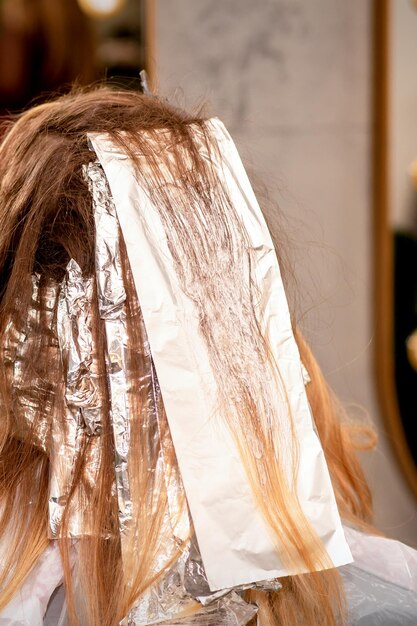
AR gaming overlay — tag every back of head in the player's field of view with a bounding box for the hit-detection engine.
[0,89,204,301]
[0,88,376,626]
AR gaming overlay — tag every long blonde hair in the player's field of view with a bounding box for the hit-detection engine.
[0,88,376,625]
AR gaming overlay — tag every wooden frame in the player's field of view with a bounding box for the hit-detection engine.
[144,0,156,88]
[373,0,417,499]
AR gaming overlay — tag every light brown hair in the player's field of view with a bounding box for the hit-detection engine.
[0,88,375,625]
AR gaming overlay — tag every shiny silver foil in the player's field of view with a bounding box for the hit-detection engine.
[3,267,102,537]
[57,258,102,437]
[51,258,103,537]
[124,527,281,625]
[4,274,59,451]
[124,537,265,626]
[89,122,352,593]
[85,162,132,547]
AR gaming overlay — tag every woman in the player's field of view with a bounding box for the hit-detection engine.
[0,88,415,626]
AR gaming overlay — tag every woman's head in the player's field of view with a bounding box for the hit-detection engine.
[0,88,375,626]
[0,89,203,297]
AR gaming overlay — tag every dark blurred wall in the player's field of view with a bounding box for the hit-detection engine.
[0,0,146,113]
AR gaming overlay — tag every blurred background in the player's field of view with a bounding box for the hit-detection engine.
[158,0,417,547]
[0,0,149,111]
[1,0,416,546]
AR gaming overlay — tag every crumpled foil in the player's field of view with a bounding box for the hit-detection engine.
[2,267,101,537]
[57,259,102,437]
[4,274,59,451]
[122,527,281,625]
[124,539,262,626]
[50,258,104,538]
[85,161,132,548]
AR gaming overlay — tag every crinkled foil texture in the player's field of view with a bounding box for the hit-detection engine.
[87,161,133,546]
[3,162,281,625]
[51,259,104,537]
[2,257,106,538]
[4,275,58,451]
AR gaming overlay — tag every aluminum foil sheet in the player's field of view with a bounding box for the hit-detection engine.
[123,530,282,625]
[123,545,198,626]
[85,161,132,548]
[4,274,59,451]
[89,120,352,592]
[86,161,188,585]
[57,259,102,437]
[127,592,257,626]
[2,266,103,538]
[51,259,104,537]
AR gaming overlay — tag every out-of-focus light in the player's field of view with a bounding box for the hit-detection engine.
[409,159,417,188]
[407,330,417,372]
[78,0,126,19]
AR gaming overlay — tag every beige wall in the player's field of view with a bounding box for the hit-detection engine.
[155,0,417,546]
[391,0,417,229]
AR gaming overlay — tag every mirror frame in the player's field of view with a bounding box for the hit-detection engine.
[145,0,156,87]
[373,0,417,499]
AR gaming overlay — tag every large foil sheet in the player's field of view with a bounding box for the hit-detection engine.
[52,258,103,537]
[86,162,189,583]
[89,119,352,592]
[85,162,266,625]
